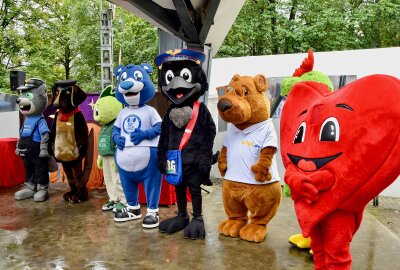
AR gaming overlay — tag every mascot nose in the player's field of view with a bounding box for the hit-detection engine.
[120,81,134,90]
[217,99,233,112]
[16,98,20,104]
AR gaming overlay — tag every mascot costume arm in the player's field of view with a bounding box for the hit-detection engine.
[217,146,227,177]
[157,113,170,174]
[112,126,126,150]
[197,104,216,175]
[130,122,161,145]
[251,146,276,182]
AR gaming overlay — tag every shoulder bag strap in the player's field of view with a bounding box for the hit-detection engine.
[179,101,200,150]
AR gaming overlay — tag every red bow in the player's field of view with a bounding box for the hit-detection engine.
[58,108,81,122]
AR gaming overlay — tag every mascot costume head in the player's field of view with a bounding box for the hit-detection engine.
[93,86,126,213]
[280,50,400,269]
[15,78,51,202]
[113,63,155,107]
[111,63,163,229]
[50,80,89,203]
[216,73,282,243]
[155,49,216,239]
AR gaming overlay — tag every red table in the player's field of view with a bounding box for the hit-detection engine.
[138,175,191,205]
[0,138,25,187]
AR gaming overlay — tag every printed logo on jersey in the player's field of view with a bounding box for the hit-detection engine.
[123,114,141,133]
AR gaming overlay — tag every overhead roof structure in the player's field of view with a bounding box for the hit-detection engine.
[109,0,245,56]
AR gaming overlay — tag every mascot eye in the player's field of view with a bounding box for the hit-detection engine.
[134,70,143,81]
[165,70,174,85]
[121,72,128,81]
[320,117,340,142]
[25,92,33,99]
[293,122,306,144]
[244,88,249,96]
[180,68,192,82]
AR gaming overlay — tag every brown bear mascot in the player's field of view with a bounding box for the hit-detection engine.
[217,74,282,243]
[50,80,89,203]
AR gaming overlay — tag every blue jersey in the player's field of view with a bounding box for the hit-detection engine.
[20,115,50,142]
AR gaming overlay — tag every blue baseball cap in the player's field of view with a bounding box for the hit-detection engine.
[155,49,205,67]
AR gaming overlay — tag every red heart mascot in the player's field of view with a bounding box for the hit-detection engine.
[280,73,400,269]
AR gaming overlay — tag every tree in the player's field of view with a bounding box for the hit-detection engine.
[217,0,400,58]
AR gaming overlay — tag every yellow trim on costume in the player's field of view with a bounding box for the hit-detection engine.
[241,140,254,147]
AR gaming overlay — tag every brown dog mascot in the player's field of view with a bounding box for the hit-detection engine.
[217,74,282,243]
[50,80,89,203]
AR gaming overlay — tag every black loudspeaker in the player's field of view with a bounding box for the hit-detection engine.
[10,70,26,91]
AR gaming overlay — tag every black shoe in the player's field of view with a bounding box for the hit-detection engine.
[184,215,205,240]
[114,207,142,222]
[159,213,189,234]
[142,212,159,229]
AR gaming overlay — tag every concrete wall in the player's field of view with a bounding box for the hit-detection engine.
[208,47,400,197]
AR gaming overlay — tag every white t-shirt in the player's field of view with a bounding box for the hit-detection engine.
[223,119,281,185]
[114,105,162,148]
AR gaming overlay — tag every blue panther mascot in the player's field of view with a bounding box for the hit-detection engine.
[112,63,162,229]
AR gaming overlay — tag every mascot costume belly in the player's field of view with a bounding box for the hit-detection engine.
[50,80,89,203]
[93,85,126,213]
[280,50,400,269]
[15,78,50,202]
[155,49,216,240]
[217,74,282,243]
[112,63,162,229]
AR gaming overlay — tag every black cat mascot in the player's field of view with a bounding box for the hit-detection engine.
[155,49,216,240]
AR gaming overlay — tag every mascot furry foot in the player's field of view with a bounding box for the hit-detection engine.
[218,220,247,238]
[184,216,205,240]
[63,188,77,202]
[159,214,189,234]
[15,183,36,200]
[289,234,311,250]
[33,185,49,202]
[70,189,89,203]
[239,224,267,243]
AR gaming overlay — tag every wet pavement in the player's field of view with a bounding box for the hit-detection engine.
[1,183,400,270]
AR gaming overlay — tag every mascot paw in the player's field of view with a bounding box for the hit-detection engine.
[39,150,49,158]
[159,215,189,234]
[288,234,311,250]
[218,219,247,238]
[251,164,272,182]
[239,223,267,243]
[70,189,88,203]
[218,162,227,177]
[184,216,205,240]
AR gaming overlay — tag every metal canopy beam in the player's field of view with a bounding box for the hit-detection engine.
[172,0,200,44]
[126,0,191,43]
[198,0,220,44]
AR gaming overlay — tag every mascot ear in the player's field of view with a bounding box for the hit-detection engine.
[114,65,125,77]
[71,85,87,107]
[230,74,241,83]
[100,85,114,98]
[37,84,48,97]
[254,74,268,93]
[141,63,153,74]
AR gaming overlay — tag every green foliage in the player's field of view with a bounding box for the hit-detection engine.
[0,0,158,93]
[0,0,399,94]
[113,8,159,84]
[217,0,400,58]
